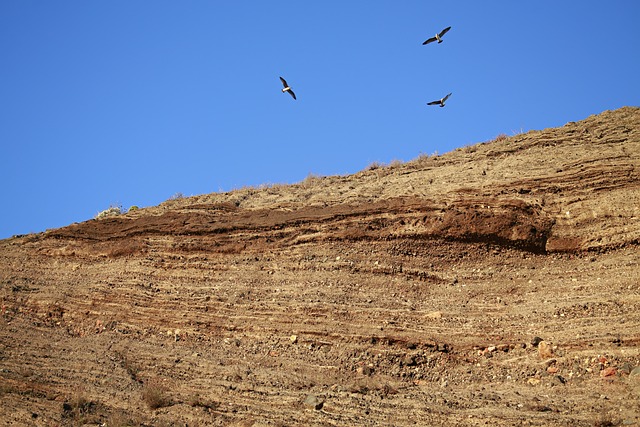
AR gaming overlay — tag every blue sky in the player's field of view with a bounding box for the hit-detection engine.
[1,1,639,239]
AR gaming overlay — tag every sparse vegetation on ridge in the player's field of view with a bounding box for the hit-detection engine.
[95,205,123,219]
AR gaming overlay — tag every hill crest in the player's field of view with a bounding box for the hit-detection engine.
[35,106,640,253]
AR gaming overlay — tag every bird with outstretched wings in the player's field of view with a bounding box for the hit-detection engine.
[279,77,296,100]
[427,92,452,107]
[422,26,451,45]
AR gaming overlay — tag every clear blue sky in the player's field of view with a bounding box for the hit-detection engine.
[1,1,639,239]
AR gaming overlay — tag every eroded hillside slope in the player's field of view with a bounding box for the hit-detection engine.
[1,107,639,426]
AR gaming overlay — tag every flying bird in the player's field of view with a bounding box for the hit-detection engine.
[422,26,451,45]
[427,92,452,107]
[279,77,296,100]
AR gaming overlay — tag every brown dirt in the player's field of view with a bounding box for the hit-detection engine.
[1,106,639,426]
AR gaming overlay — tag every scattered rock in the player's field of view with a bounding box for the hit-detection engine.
[403,354,417,367]
[426,311,442,319]
[527,378,541,386]
[619,362,633,375]
[303,394,324,410]
[496,344,511,352]
[531,336,544,347]
[549,375,566,386]
[437,343,449,353]
[628,366,640,389]
[538,341,554,359]
[290,335,298,344]
[600,367,617,378]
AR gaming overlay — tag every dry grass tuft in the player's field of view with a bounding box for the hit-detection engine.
[301,172,323,189]
[141,379,172,409]
[61,388,103,424]
[493,133,509,143]
[168,192,185,201]
[366,161,384,171]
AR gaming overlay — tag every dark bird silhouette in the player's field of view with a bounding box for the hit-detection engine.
[422,26,451,45]
[279,77,296,100]
[427,92,452,107]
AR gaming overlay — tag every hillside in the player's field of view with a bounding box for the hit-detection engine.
[1,107,639,426]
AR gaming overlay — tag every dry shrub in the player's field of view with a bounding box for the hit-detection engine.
[302,172,323,189]
[417,152,429,161]
[493,133,508,143]
[61,388,104,424]
[141,379,172,409]
[388,159,403,168]
[407,153,432,170]
[366,161,384,171]
[95,205,122,219]
[168,192,185,201]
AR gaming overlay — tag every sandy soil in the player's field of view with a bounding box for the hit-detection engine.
[1,107,639,426]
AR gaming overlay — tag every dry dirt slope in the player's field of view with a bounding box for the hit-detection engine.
[0,107,639,426]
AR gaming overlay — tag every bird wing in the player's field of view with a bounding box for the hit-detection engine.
[439,26,451,37]
[422,37,437,45]
[288,89,296,100]
[279,77,288,88]
[427,100,440,105]
[442,92,452,102]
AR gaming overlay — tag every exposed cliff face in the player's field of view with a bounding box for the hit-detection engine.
[1,107,639,426]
